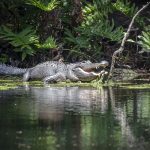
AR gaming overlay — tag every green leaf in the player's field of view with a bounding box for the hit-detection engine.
[22,52,27,61]
[138,30,150,51]
[0,25,40,60]
[36,36,57,49]
[127,39,135,43]
[25,0,59,12]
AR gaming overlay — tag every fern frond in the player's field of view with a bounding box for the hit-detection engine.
[0,25,40,60]
[138,31,150,52]
[113,0,138,16]
[36,36,57,49]
[25,0,59,11]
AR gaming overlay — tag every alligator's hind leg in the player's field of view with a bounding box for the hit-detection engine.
[67,70,79,82]
[43,73,66,83]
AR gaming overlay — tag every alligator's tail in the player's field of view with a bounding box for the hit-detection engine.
[0,64,27,75]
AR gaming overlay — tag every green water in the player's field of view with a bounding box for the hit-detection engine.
[0,86,150,150]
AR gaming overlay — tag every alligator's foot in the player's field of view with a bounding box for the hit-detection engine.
[98,70,108,76]
[99,70,108,82]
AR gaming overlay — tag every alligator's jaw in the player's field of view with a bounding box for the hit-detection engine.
[80,60,109,72]
[72,61,109,81]
[72,68,97,81]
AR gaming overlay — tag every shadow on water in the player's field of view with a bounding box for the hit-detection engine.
[0,86,150,150]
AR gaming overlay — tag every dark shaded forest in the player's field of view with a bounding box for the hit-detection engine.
[0,0,149,70]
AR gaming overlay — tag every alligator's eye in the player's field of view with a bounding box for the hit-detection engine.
[87,60,91,63]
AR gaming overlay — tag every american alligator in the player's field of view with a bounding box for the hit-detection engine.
[0,60,109,83]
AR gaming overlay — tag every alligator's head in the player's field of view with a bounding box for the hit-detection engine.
[72,60,109,81]
[76,60,109,72]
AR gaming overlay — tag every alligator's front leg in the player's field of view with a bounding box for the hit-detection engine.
[43,73,66,83]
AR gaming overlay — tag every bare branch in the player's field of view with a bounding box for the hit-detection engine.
[107,2,150,81]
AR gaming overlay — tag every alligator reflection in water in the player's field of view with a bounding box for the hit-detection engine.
[30,87,109,118]
[0,86,150,150]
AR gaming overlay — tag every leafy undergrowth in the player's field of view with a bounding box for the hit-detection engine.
[0,76,150,90]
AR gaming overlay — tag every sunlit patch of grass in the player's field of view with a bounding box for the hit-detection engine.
[28,81,43,86]
[0,77,102,90]
[0,79,21,90]
[0,78,44,90]
[0,76,150,90]
[0,85,17,90]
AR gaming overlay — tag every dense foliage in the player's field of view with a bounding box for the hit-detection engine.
[0,0,149,69]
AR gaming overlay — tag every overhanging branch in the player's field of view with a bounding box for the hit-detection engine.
[107,2,150,81]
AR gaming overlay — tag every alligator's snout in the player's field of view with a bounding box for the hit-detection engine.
[97,60,109,68]
[81,60,109,72]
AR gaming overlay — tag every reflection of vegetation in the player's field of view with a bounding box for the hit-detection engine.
[122,90,150,142]
[80,115,121,149]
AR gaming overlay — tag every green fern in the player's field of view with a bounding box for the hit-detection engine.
[82,3,97,26]
[89,19,124,41]
[25,0,59,11]
[81,1,123,41]
[113,0,145,26]
[113,0,138,17]
[0,26,57,60]
[0,26,39,60]
[36,36,57,49]
[138,31,150,52]
[69,19,123,43]
[94,0,113,16]
[0,26,39,45]
[65,29,90,49]
[82,0,112,27]
[0,54,9,63]
[128,26,150,52]
[64,1,124,60]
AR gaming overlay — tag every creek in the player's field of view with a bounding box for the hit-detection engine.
[0,86,150,150]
